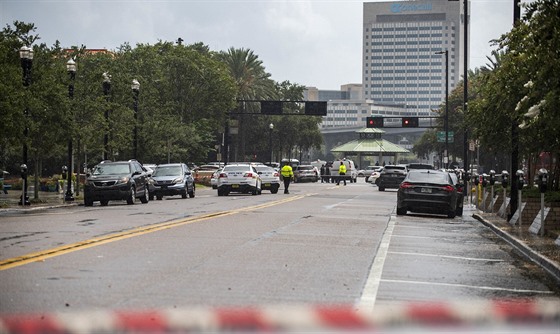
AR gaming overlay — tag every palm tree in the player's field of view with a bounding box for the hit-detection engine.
[218,48,278,160]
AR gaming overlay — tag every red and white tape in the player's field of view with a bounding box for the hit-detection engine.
[1,299,559,333]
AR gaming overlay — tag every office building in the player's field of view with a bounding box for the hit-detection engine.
[363,0,466,116]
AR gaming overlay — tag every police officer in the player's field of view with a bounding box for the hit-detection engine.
[281,163,294,194]
[337,161,347,186]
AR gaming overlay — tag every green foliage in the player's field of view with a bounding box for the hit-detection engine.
[1,21,323,176]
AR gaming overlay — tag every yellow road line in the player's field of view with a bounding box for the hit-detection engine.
[0,194,310,271]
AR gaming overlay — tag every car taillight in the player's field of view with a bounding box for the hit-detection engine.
[244,172,255,178]
[400,182,413,189]
[274,172,279,177]
[219,173,227,178]
[442,185,455,192]
[456,185,464,193]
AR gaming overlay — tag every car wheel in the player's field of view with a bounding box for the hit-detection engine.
[252,187,258,195]
[217,189,224,196]
[140,188,149,204]
[84,197,94,207]
[100,200,109,206]
[447,210,456,219]
[126,187,136,205]
[271,186,278,194]
[396,207,407,215]
[188,184,195,198]
[455,206,463,216]
[378,187,385,191]
[181,188,188,199]
[149,193,154,201]
[156,195,163,200]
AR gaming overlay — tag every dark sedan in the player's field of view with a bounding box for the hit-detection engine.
[396,169,461,218]
[375,165,407,191]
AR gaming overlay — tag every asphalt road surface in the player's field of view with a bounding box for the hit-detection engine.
[1,181,559,317]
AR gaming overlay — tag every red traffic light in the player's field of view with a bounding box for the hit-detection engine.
[366,116,384,128]
[402,117,419,127]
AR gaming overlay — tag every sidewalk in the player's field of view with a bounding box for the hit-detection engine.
[0,189,78,213]
[466,204,560,282]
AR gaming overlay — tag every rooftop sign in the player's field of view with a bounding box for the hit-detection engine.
[391,3,433,13]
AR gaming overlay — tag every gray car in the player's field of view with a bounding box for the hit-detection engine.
[148,163,195,200]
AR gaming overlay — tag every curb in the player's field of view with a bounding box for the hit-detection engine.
[472,213,560,283]
[0,202,78,214]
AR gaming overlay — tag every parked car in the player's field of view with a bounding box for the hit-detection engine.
[375,165,407,191]
[217,164,262,196]
[210,168,222,189]
[365,166,383,183]
[396,169,461,218]
[84,160,150,206]
[358,165,379,177]
[148,163,195,200]
[254,165,281,193]
[142,163,158,177]
[330,159,358,183]
[293,165,319,183]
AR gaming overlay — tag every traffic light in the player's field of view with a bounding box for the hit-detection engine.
[366,116,384,128]
[305,101,327,116]
[402,117,419,127]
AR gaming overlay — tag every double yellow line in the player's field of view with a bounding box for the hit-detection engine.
[0,194,309,271]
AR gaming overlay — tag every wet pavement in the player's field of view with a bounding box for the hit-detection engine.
[1,190,559,283]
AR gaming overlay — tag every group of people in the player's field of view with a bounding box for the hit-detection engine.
[279,160,349,194]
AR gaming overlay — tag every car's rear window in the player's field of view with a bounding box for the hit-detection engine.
[223,166,251,172]
[407,171,448,183]
[255,166,273,172]
[384,166,406,172]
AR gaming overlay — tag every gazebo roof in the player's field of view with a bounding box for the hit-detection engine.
[331,139,409,154]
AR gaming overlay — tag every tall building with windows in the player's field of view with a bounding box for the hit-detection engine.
[363,0,466,116]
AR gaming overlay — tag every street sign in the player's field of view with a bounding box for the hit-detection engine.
[437,131,454,143]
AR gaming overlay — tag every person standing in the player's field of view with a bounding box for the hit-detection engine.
[320,164,326,183]
[281,163,294,194]
[337,161,347,186]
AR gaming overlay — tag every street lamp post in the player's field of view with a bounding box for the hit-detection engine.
[268,123,274,163]
[65,58,76,202]
[18,45,33,206]
[436,50,449,169]
[102,72,111,160]
[131,79,140,160]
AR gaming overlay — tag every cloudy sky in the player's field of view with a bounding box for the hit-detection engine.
[2,0,524,90]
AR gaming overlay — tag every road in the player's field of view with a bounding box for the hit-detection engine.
[1,181,559,316]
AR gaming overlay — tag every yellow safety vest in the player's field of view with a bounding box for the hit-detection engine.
[281,165,293,178]
[339,164,347,174]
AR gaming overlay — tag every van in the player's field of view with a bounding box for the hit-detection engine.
[330,159,358,183]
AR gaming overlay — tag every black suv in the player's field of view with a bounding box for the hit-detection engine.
[84,160,150,206]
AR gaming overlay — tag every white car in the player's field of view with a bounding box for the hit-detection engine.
[217,164,262,196]
[254,165,281,194]
[365,166,383,183]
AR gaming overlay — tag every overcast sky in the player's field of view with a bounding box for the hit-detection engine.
[2,0,525,90]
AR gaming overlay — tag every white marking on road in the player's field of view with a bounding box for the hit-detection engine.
[356,216,395,312]
[387,251,504,262]
[380,278,554,294]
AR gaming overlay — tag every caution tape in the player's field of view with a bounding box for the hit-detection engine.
[1,299,559,333]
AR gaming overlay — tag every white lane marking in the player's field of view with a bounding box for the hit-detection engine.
[388,251,504,262]
[380,279,554,294]
[356,216,395,312]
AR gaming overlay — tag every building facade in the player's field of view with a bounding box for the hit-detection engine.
[362,0,466,116]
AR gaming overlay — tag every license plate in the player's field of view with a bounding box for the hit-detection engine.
[421,187,432,193]
[264,183,271,186]
[232,184,239,188]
